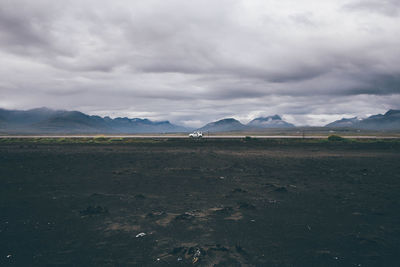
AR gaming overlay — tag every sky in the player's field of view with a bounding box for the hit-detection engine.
[0,0,400,127]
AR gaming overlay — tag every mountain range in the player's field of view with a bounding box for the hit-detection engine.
[0,108,187,134]
[0,107,399,133]
[199,115,295,132]
[326,110,400,130]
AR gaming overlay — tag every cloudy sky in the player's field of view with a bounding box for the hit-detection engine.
[1,0,399,127]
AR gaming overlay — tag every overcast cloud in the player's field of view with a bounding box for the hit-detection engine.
[0,0,399,126]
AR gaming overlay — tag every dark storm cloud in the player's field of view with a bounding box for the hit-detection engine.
[0,7,47,47]
[0,1,74,57]
[0,0,399,127]
[345,74,400,95]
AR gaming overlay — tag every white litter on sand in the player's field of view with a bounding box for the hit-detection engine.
[136,232,146,238]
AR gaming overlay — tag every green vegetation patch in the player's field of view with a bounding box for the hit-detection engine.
[328,134,346,142]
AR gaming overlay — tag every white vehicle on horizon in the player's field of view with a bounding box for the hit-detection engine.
[189,131,203,138]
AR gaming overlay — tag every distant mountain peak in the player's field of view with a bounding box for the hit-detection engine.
[326,117,358,128]
[253,115,282,121]
[326,110,400,130]
[198,118,246,132]
[2,107,400,133]
[385,109,400,116]
[214,118,240,123]
[247,115,294,128]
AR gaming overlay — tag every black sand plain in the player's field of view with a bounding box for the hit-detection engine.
[1,138,400,266]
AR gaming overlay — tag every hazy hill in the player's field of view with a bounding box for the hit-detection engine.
[2,107,399,134]
[32,110,112,133]
[0,107,62,126]
[198,118,247,132]
[0,108,188,134]
[247,115,295,128]
[358,110,400,130]
[326,110,400,130]
[108,117,188,133]
[325,117,361,128]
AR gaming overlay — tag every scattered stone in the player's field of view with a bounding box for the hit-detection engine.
[235,244,247,255]
[209,244,229,252]
[175,212,195,221]
[265,183,289,193]
[171,247,185,254]
[215,206,234,214]
[146,211,166,218]
[237,202,256,210]
[232,188,247,193]
[225,212,243,221]
[135,194,146,200]
[167,244,241,265]
[315,250,331,255]
[80,205,108,216]
[274,186,288,193]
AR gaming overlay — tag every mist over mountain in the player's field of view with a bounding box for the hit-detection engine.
[0,108,188,134]
[326,110,400,130]
[358,110,400,130]
[247,115,295,128]
[1,107,400,134]
[325,117,361,128]
[197,115,295,132]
